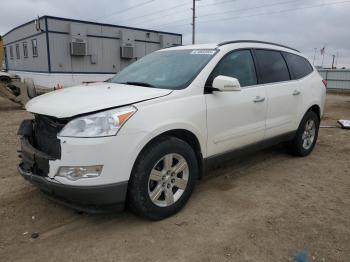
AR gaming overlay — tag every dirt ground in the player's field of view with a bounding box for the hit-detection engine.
[0,94,349,262]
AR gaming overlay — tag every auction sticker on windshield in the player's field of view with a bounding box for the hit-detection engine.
[190,50,216,55]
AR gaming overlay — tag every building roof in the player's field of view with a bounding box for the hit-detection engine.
[3,15,182,38]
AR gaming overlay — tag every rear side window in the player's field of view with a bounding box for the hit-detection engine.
[255,49,290,84]
[283,52,313,79]
[207,50,257,87]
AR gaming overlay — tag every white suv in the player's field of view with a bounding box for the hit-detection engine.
[18,40,326,220]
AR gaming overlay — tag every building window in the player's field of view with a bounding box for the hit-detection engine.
[9,46,14,59]
[23,42,28,58]
[15,44,20,59]
[31,39,38,57]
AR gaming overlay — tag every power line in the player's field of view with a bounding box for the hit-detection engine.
[133,0,239,26]
[200,0,350,24]
[151,0,350,29]
[132,4,191,26]
[122,0,190,23]
[198,0,238,8]
[198,0,308,19]
[149,0,307,28]
[97,0,156,20]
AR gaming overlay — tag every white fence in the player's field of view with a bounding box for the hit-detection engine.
[318,69,350,90]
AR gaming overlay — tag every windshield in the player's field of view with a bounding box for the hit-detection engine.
[110,49,217,90]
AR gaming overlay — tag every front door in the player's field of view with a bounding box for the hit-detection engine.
[205,49,267,157]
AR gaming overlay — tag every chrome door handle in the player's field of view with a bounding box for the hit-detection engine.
[253,96,265,103]
[292,90,301,96]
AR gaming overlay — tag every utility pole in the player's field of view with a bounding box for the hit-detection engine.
[192,0,196,44]
[335,52,339,68]
[321,52,325,68]
[312,48,317,65]
[320,45,326,68]
[331,54,336,69]
[192,0,200,44]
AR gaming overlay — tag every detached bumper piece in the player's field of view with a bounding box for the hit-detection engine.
[17,118,127,213]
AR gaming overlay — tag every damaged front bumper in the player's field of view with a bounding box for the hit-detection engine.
[18,164,127,213]
[18,119,55,175]
[17,119,127,213]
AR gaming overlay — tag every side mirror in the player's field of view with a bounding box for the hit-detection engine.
[212,75,241,92]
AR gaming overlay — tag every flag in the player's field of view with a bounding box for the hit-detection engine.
[320,46,326,55]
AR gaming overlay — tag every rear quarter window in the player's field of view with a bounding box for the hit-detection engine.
[282,52,313,80]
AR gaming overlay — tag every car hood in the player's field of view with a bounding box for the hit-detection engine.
[26,82,172,118]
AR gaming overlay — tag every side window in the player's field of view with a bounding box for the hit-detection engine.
[31,39,38,57]
[282,52,313,79]
[207,50,257,87]
[255,49,290,84]
[9,46,13,60]
[23,42,28,58]
[15,44,20,59]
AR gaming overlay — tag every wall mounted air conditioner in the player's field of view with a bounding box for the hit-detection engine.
[120,43,134,59]
[70,38,87,56]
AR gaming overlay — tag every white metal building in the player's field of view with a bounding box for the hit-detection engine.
[3,16,182,89]
[318,69,350,90]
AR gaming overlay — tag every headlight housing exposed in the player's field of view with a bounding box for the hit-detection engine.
[59,106,137,137]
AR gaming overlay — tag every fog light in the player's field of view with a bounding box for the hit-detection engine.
[56,165,103,181]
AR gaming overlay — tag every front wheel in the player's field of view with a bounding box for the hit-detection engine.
[289,111,320,156]
[127,136,198,220]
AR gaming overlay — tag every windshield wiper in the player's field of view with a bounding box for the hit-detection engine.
[122,81,155,87]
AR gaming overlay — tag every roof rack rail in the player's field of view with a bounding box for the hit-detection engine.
[217,40,300,53]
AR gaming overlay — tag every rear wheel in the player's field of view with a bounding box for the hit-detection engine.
[289,111,320,156]
[127,136,198,220]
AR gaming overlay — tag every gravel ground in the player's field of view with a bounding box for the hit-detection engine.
[0,94,349,262]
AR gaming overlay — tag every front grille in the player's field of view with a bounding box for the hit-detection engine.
[33,115,68,159]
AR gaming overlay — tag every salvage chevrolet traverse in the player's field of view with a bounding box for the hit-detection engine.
[18,40,326,220]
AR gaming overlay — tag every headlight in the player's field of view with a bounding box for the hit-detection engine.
[59,106,137,137]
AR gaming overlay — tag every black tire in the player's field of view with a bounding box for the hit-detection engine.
[289,111,320,156]
[127,136,199,220]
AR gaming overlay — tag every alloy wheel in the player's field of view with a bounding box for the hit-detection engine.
[148,153,189,207]
[302,119,316,150]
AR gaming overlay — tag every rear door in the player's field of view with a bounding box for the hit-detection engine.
[254,49,300,139]
[282,52,315,122]
[205,49,267,157]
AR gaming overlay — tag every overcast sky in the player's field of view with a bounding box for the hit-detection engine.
[1,0,350,68]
